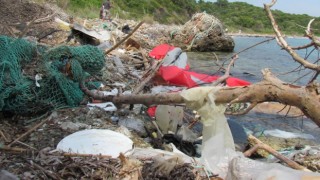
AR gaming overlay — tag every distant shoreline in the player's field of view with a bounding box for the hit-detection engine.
[227,33,308,39]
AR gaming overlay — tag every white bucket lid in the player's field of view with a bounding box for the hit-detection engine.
[56,129,133,158]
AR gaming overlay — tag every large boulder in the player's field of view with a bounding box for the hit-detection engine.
[170,12,234,52]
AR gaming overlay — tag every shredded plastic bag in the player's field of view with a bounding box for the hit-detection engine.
[181,87,236,176]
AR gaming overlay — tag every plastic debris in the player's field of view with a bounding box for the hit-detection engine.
[72,23,111,43]
[263,129,315,140]
[87,102,117,111]
[113,56,126,75]
[155,105,184,134]
[35,74,42,87]
[129,147,194,164]
[151,85,186,94]
[56,129,133,158]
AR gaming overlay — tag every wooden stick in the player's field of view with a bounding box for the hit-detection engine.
[30,161,60,180]
[4,25,16,37]
[8,114,51,147]
[105,21,144,54]
[19,16,37,38]
[16,141,37,150]
[187,119,199,129]
[243,144,260,157]
[0,145,27,153]
[34,13,57,24]
[0,129,10,142]
[151,120,164,137]
[132,60,163,94]
[245,134,311,172]
[62,152,112,158]
[211,54,238,86]
[140,48,150,69]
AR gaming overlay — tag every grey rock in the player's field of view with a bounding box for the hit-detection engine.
[0,170,18,180]
[60,121,89,131]
[118,117,147,137]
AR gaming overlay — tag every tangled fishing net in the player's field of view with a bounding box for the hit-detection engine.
[0,35,105,116]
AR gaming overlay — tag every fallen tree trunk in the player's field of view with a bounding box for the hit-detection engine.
[81,69,320,127]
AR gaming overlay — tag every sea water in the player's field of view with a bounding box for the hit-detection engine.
[187,36,320,143]
[188,36,320,85]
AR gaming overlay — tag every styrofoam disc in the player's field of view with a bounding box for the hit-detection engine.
[56,129,133,158]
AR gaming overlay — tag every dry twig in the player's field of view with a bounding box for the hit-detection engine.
[132,60,164,94]
[0,129,10,142]
[62,153,112,158]
[140,48,151,69]
[210,37,275,86]
[18,16,38,38]
[8,113,51,147]
[211,54,238,86]
[0,145,28,153]
[30,160,60,179]
[244,134,310,172]
[305,19,320,47]
[264,0,320,71]
[105,21,144,54]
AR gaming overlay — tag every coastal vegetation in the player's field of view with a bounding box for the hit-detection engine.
[55,0,320,36]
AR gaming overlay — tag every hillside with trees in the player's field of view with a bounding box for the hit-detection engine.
[58,0,320,36]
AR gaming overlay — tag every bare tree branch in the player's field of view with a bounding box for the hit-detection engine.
[211,54,238,86]
[291,42,315,50]
[264,1,320,71]
[306,19,320,47]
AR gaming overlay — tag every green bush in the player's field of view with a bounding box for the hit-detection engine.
[55,0,320,36]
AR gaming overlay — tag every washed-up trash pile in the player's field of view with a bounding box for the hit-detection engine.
[1,32,320,180]
[1,1,320,179]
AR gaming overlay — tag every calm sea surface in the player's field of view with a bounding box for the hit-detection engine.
[188,36,320,85]
[187,36,320,142]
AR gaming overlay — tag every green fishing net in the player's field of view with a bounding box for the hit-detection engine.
[0,35,105,116]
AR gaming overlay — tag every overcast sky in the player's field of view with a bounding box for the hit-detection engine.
[207,0,320,17]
